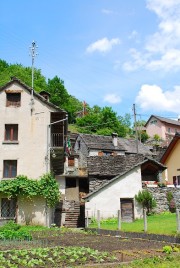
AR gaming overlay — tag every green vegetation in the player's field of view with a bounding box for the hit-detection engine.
[135,190,156,215]
[89,213,177,235]
[0,173,60,207]
[120,254,180,268]
[0,59,134,136]
[0,246,115,268]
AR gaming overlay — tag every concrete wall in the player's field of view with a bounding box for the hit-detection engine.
[74,136,88,168]
[0,195,52,226]
[85,166,143,219]
[17,196,47,225]
[0,82,56,179]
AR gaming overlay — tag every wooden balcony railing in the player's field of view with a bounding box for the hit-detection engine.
[51,133,64,147]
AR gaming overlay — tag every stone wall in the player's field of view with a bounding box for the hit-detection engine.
[89,177,110,192]
[147,187,180,213]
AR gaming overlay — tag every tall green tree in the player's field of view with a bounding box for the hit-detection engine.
[0,60,47,91]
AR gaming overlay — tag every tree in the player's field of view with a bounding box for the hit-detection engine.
[0,60,47,91]
[139,131,149,143]
[47,76,69,107]
[135,190,156,215]
[64,95,85,124]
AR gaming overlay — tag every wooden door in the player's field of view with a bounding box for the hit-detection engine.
[120,198,134,222]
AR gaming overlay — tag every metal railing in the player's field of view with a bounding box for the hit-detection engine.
[51,133,63,147]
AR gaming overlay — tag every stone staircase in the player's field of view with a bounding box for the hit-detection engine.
[64,201,84,228]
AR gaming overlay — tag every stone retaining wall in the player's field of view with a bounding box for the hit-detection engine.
[86,228,180,244]
[147,187,180,213]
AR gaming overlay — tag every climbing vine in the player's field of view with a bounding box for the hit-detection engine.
[0,173,60,207]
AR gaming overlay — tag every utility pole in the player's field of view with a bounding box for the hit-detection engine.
[133,103,139,153]
[29,41,38,111]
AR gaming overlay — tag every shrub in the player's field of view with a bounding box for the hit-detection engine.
[0,220,20,231]
[157,182,166,187]
[166,191,176,213]
[163,245,173,254]
[135,190,156,215]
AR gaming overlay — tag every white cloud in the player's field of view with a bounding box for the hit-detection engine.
[135,84,180,112]
[123,0,180,72]
[103,93,121,104]
[86,37,121,54]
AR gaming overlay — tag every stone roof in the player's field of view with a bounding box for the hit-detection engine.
[87,154,145,176]
[85,157,166,199]
[79,133,152,155]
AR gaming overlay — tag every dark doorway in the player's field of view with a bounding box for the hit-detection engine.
[120,198,134,222]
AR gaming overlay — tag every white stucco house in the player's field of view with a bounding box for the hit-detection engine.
[0,77,68,226]
[84,157,166,222]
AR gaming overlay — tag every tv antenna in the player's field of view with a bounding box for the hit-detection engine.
[29,41,38,112]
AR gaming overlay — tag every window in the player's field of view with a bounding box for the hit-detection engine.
[167,127,171,133]
[6,93,21,107]
[3,160,17,178]
[150,120,157,125]
[66,178,76,188]
[1,198,16,218]
[4,124,18,141]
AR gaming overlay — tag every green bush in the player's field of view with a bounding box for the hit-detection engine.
[135,190,156,215]
[0,220,20,231]
[163,245,173,254]
[0,221,32,240]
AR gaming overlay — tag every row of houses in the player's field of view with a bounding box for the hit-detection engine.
[0,77,179,227]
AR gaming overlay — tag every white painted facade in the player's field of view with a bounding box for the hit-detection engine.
[0,82,58,179]
[85,166,143,220]
[0,79,65,226]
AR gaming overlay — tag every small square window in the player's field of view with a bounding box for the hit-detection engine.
[6,93,21,107]
[3,160,17,178]
[1,198,16,217]
[4,125,18,141]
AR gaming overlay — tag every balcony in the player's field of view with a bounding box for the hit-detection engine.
[51,133,64,147]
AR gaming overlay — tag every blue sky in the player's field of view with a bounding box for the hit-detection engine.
[1,0,180,122]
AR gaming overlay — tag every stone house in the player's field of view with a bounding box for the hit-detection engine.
[145,115,180,145]
[58,133,165,224]
[84,156,166,221]
[0,77,67,226]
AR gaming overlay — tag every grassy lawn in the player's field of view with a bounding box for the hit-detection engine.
[88,212,178,235]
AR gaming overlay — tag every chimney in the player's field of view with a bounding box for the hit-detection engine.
[39,91,51,102]
[112,133,118,147]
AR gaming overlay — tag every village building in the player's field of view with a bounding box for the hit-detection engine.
[145,115,180,145]
[0,77,67,226]
[160,132,180,186]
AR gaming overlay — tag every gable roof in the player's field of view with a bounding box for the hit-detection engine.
[84,157,166,200]
[87,154,166,177]
[0,77,67,114]
[80,133,124,151]
[145,115,180,127]
[78,133,152,155]
[87,154,145,176]
[160,132,180,164]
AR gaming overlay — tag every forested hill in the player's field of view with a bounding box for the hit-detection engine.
[0,59,134,137]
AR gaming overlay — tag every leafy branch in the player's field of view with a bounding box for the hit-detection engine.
[0,173,60,207]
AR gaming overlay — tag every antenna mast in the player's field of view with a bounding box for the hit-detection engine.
[30,41,38,105]
[133,103,139,154]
